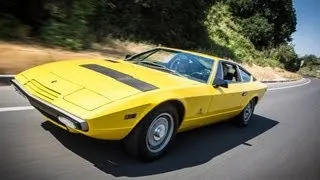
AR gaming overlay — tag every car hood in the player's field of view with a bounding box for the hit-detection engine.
[20,59,199,110]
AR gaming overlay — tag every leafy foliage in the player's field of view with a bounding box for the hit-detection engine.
[240,14,273,49]
[227,0,297,49]
[87,0,216,48]
[204,4,281,67]
[265,44,300,71]
[205,4,255,61]
[0,13,30,39]
[40,0,95,50]
[298,55,320,78]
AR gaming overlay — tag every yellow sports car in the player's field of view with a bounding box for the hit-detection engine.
[11,47,267,161]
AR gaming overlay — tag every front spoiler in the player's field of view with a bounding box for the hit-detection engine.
[10,79,89,131]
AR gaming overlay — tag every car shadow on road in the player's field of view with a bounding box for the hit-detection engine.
[41,114,278,177]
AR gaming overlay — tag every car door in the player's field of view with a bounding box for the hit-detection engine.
[206,61,246,123]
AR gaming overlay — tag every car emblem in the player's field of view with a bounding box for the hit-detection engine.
[51,80,57,83]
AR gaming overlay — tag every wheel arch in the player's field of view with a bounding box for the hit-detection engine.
[241,95,259,111]
[126,98,186,138]
[122,98,186,161]
[156,99,186,125]
[252,96,259,105]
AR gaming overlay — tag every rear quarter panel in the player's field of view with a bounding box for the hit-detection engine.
[241,81,267,107]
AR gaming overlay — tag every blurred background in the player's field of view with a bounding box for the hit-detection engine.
[0,0,319,79]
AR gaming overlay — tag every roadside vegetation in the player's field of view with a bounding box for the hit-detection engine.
[0,41,300,81]
[298,55,320,78]
[0,0,318,78]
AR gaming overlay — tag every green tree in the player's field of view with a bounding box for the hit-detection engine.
[240,14,273,49]
[40,0,95,49]
[298,55,320,78]
[227,0,297,48]
[268,44,299,71]
[300,55,319,67]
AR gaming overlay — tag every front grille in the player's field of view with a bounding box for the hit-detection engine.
[25,80,60,101]
[11,79,87,131]
[29,96,81,130]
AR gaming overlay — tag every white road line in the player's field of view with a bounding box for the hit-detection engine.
[268,79,311,91]
[0,106,35,112]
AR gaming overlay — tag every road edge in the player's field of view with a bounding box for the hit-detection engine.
[267,78,311,91]
[0,75,14,86]
[261,78,302,83]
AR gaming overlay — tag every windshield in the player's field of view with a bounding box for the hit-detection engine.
[128,49,215,83]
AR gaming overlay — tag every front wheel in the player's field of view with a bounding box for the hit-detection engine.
[123,104,179,161]
[235,99,255,126]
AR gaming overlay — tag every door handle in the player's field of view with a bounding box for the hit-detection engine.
[242,92,247,96]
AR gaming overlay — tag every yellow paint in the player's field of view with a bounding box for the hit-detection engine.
[15,47,267,140]
[64,89,111,111]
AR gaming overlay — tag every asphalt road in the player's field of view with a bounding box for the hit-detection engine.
[0,78,319,180]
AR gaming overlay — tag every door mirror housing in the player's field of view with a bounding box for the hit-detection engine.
[213,78,228,88]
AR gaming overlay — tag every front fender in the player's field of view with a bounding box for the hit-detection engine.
[79,90,186,140]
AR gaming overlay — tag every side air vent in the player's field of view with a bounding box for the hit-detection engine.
[105,59,119,63]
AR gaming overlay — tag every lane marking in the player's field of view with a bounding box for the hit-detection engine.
[0,106,35,112]
[268,79,311,91]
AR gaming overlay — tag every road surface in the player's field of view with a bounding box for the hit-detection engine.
[0,78,319,180]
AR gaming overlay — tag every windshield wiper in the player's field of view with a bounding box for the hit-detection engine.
[135,61,184,77]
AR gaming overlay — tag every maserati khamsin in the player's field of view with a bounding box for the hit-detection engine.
[11,47,267,161]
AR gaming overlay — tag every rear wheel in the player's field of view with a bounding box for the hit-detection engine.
[235,99,255,126]
[123,104,179,161]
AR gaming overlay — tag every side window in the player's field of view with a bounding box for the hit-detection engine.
[239,67,251,82]
[215,62,224,80]
[221,62,241,83]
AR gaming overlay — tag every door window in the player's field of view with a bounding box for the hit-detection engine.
[221,62,241,83]
[239,67,251,82]
[215,62,224,80]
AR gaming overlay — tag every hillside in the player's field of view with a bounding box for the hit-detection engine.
[0,41,300,81]
[204,4,274,65]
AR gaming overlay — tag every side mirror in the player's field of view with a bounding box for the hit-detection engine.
[125,54,132,60]
[213,78,228,88]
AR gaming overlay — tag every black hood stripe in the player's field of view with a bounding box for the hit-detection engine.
[80,64,158,92]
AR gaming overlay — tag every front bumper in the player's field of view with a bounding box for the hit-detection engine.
[11,79,89,131]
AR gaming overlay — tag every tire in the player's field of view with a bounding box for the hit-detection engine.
[235,99,255,126]
[122,103,179,161]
